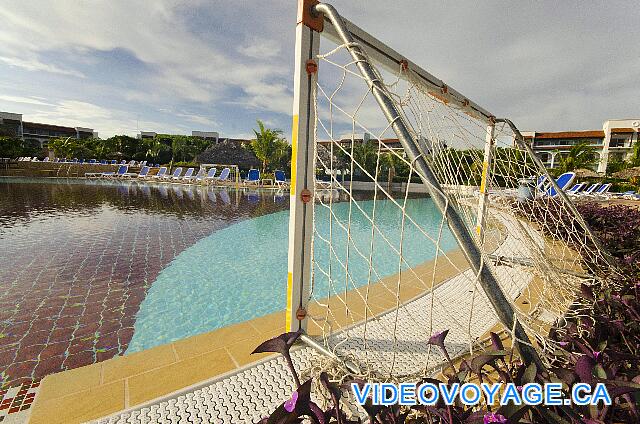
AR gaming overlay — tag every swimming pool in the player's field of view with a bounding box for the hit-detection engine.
[128,196,457,352]
[0,177,456,388]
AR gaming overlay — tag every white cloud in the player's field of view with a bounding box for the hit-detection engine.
[0,0,292,114]
[238,38,282,59]
[0,95,54,107]
[176,113,219,128]
[0,56,85,78]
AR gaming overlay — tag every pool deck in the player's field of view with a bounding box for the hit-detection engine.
[28,245,478,423]
[28,311,286,424]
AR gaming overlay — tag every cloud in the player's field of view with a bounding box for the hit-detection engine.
[0,0,637,139]
[238,38,282,59]
[176,113,219,128]
[0,0,292,115]
[0,95,55,107]
[0,56,85,78]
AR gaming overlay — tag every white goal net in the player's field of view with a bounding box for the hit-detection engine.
[288,1,613,382]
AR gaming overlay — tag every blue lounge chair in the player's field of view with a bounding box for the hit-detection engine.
[244,168,260,185]
[151,166,168,179]
[566,183,584,195]
[181,167,197,182]
[274,170,288,188]
[123,166,150,179]
[566,182,587,196]
[167,167,183,180]
[177,167,194,181]
[544,172,576,197]
[102,165,128,178]
[578,183,600,196]
[199,168,216,183]
[188,168,205,183]
[615,190,636,199]
[216,167,231,184]
[589,183,612,198]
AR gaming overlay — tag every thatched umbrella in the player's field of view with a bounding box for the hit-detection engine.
[196,140,260,169]
[612,166,640,179]
[574,168,599,178]
[316,144,348,170]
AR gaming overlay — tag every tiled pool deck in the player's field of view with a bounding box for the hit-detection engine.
[0,178,288,392]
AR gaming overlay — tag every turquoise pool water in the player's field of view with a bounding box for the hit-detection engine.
[127,197,457,353]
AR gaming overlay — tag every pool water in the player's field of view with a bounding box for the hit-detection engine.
[128,197,457,352]
[0,178,287,388]
[0,176,456,389]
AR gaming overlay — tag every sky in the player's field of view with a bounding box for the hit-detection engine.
[0,1,638,139]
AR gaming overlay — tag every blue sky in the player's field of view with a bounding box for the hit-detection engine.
[0,1,638,139]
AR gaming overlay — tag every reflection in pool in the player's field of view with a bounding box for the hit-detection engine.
[0,177,288,388]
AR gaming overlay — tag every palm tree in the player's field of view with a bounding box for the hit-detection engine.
[251,120,288,173]
[352,139,378,176]
[556,142,597,174]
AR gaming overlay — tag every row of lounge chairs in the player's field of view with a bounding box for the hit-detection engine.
[537,172,639,200]
[85,166,289,188]
[17,157,160,167]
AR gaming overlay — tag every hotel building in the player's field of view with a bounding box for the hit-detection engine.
[523,119,639,173]
[0,111,96,148]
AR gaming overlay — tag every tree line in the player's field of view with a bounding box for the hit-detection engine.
[0,120,292,174]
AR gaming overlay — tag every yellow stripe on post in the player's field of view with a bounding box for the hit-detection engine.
[290,115,299,194]
[285,272,294,331]
[479,161,489,194]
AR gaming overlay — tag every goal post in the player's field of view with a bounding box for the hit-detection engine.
[286,0,320,333]
[286,0,613,378]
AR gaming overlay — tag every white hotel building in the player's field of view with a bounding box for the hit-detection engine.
[522,119,639,173]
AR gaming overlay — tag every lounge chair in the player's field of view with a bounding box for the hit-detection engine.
[102,165,128,178]
[566,182,586,197]
[589,183,611,198]
[577,183,600,197]
[177,167,194,181]
[43,157,50,162]
[613,190,636,199]
[274,170,288,188]
[88,159,96,164]
[244,168,260,185]
[198,168,216,183]
[167,167,183,180]
[151,166,168,179]
[123,166,150,179]
[182,167,199,183]
[84,171,103,178]
[216,167,231,184]
[543,172,576,197]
